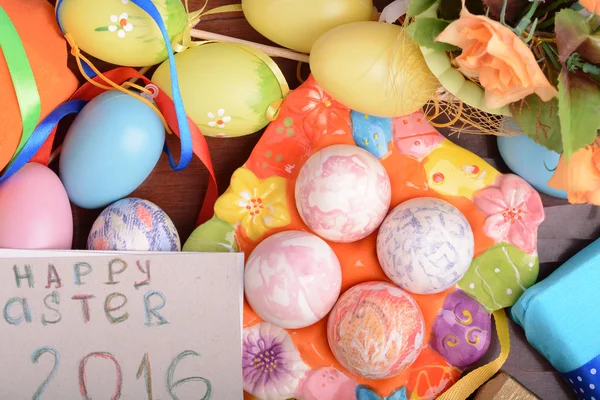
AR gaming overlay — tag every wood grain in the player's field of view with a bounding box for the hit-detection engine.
[47,0,580,398]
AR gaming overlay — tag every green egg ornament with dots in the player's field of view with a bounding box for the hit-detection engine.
[152,43,286,138]
[56,0,188,67]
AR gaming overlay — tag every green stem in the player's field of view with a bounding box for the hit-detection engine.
[537,17,555,29]
[567,52,600,78]
[542,42,562,70]
[515,1,542,35]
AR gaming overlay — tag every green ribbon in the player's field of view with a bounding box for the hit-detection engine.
[0,6,41,162]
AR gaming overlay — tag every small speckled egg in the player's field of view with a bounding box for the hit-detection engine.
[377,197,474,294]
[295,145,391,243]
[87,198,180,251]
[327,281,425,380]
[245,230,342,329]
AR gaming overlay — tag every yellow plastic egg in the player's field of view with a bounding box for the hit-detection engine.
[310,21,440,118]
[241,0,374,54]
[152,42,285,138]
[56,0,187,67]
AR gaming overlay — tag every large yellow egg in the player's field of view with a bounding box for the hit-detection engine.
[57,0,187,67]
[152,43,285,138]
[241,0,374,53]
[310,21,440,118]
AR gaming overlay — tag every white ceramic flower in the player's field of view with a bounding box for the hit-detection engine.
[108,13,133,38]
[207,109,232,129]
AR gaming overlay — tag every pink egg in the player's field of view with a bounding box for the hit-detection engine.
[244,230,342,329]
[0,163,73,249]
[327,281,425,380]
[295,144,391,243]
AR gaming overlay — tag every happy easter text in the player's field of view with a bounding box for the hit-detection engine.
[4,259,168,327]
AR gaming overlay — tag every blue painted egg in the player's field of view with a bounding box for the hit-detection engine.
[59,91,165,209]
[497,135,567,199]
[87,198,180,251]
[351,111,392,159]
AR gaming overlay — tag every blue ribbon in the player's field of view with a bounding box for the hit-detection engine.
[0,100,88,183]
[55,0,193,171]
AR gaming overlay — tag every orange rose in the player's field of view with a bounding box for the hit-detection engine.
[580,0,600,15]
[436,9,557,109]
[548,143,600,205]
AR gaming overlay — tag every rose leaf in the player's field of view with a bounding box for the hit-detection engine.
[555,8,592,62]
[509,96,563,153]
[558,70,600,160]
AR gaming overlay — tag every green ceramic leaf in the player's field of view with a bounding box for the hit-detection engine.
[557,70,600,160]
[405,18,459,52]
[182,216,239,253]
[408,0,439,17]
[509,96,563,153]
[458,243,539,312]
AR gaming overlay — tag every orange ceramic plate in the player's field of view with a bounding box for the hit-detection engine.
[196,75,544,400]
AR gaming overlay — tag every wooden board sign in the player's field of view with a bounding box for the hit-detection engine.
[0,251,244,399]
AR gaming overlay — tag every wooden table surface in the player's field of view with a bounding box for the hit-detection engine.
[46,0,594,398]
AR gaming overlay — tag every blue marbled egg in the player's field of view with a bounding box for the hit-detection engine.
[376,197,474,294]
[351,111,392,159]
[87,198,180,251]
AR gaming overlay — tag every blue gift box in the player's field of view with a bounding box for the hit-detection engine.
[512,238,600,400]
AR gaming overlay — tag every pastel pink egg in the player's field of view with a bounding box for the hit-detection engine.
[245,230,342,329]
[327,281,425,380]
[295,144,391,243]
[0,163,73,249]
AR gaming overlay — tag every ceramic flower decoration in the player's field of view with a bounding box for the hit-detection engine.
[405,0,600,206]
[191,75,545,399]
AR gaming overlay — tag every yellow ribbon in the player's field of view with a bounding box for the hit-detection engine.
[436,309,511,400]
[172,0,243,52]
[64,33,173,135]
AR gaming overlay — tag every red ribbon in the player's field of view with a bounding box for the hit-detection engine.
[33,67,218,227]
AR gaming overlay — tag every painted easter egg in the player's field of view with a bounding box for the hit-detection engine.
[245,230,342,329]
[87,198,180,251]
[59,91,165,209]
[295,144,391,243]
[377,197,475,294]
[431,290,492,368]
[310,21,439,118]
[183,216,238,252]
[152,43,285,138]
[241,0,373,54]
[56,0,187,66]
[497,134,567,199]
[327,281,425,380]
[0,163,73,249]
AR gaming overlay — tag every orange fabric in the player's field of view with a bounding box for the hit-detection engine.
[0,0,78,170]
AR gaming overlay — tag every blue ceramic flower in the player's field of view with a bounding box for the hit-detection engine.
[356,385,408,400]
[351,111,392,159]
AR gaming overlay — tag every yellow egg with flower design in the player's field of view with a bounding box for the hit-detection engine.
[152,42,287,137]
[56,0,187,66]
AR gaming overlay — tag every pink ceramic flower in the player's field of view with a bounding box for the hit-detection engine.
[393,112,444,161]
[473,174,544,253]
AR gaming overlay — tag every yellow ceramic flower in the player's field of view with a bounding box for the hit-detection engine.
[215,167,291,240]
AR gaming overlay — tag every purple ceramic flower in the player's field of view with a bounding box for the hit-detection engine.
[431,290,492,368]
[243,322,309,400]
